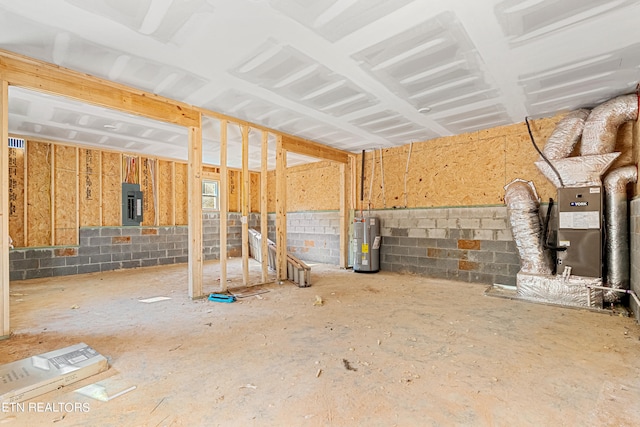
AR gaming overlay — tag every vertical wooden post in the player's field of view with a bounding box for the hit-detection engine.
[0,80,9,338]
[50,144,55,246]
[219,120,228,291]
[260,131,268,282]
[241,125,249,286]
[171,161,176,226]
[188,115,203,299]
[275,135,287,280]
[75,147,80,244]
[23,140,27,244]
[154,158,159,227]
[339,161,348,268]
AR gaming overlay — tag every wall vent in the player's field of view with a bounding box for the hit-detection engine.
[8,137,25,149]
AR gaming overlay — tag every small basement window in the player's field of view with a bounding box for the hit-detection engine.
[202,179,219,210]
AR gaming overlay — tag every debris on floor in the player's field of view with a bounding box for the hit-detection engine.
[75,384,136,402]
[313,295,324,306]
[0,343,109,404]
[230,286,270,298]
[138,296,172,303]
[342,359,357,371]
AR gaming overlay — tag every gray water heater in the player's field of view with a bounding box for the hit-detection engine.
[353,216,380,273]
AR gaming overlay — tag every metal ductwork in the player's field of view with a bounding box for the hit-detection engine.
[581,94,639,156]
[603,165,638,302]
[504,179,551,275]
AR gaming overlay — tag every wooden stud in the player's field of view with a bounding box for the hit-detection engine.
[260,130,269,283]
[23,138,28,245]
[98,150,103,226]
[187,117,203,299]
[50,143,55,246]
[154,158,160,226]
[75,146,80,244]
[276,135,287,280]
[1,80,9,337]
[171,161,176,226]
[241,125,249,286]
[339,161,348,268]
[219,119,228,292]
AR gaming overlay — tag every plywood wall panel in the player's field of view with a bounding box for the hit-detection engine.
[228,170,240,212]
[101,152,121,226]
[79,148,100,226]
[54,145,77,245]
[26,141,51,246]
[250,172,260,213]
[140,157,156,226]
[8,147,24,247]
[174,162,188,225]
[158,160,174,225]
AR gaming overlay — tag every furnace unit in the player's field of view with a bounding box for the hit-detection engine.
[353,216,380,273]
[556,186,603,278]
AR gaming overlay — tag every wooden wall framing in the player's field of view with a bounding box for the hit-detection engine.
[0,49,353,335]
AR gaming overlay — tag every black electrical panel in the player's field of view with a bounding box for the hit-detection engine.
[122,183,143,226]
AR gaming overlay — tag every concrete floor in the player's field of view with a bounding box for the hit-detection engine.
[1,260,640,426]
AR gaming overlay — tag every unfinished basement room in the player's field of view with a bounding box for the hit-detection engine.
[1,1,640,426]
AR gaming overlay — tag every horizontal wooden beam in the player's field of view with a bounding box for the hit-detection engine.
[281,136,350,164]
[0,49,351,164]
[0,49,199,128]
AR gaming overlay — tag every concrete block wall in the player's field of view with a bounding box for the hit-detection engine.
[630,199,640,322]
[373,206,520,286]
[9,212,257,281]
[267,211,341,265]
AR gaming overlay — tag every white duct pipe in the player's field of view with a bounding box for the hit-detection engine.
[603,165,638,302]
[581,93,639,156]
[504,180,552,275]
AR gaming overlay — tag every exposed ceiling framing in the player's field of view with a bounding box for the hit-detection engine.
[1,0,639,168]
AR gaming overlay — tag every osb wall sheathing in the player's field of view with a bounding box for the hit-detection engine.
[250,172,260,213]
[79,148,101,226]
[354,114,636,210]
[158,160,174,225]
[140,157,156,226]
[174,163,188,225]
[267,160,342,212]
[26,141,51,246]
[101,152,121,226]
[8,147,25,247]
[228,170,240,212]
[53,145,77,245]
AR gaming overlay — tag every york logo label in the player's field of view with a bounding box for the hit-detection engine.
[570,202,588,207]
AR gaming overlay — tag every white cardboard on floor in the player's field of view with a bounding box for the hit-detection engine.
[0,343,109,404]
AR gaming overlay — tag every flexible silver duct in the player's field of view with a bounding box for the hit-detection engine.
[581,93,639,156]
[535,152,619,189]
[542,109,590,160]
[536,109,590,186]
[504,179,552,275]
[603,165,638,302]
